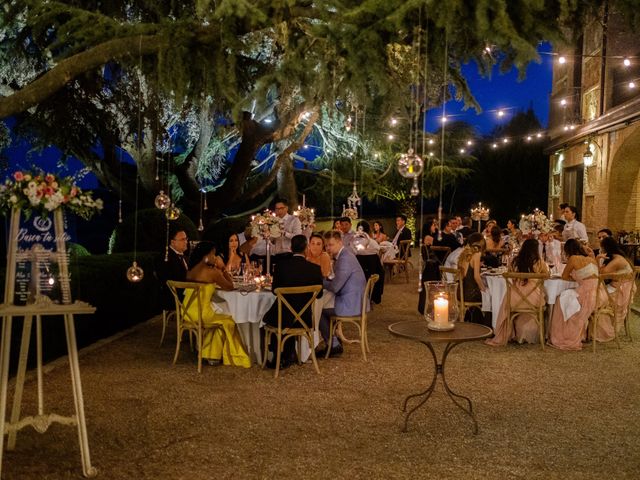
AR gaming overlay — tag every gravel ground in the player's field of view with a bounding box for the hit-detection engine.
[2,267,640,479]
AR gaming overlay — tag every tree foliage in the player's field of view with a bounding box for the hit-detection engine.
[1,0,636,224]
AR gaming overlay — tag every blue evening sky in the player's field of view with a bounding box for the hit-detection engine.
[425,43,554,135]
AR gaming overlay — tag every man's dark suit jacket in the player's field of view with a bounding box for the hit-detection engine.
[158,249,189,309]
[393,227,413,257]
[264,255,323,329]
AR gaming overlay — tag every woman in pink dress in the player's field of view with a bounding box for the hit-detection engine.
[486,239,549,346]
[595,236,635,340]
[548,239,600,350]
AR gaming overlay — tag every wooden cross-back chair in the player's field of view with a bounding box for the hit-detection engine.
[167,280,223,373]
[622,266,640,341]
[427,246,452,265]
[503,272,549,350]
[326,274,379,361]
[439,265,483,322]
[262,285,322,378]
[384,239,412,283]
[589,272,634,352]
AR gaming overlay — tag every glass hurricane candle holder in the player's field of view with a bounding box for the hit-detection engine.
[424,281,459,327]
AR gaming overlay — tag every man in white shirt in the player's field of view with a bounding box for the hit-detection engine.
[562,205,588,242]
[273,199,302,255]
[538,231,562,263]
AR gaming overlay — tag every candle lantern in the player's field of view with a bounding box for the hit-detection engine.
[424,281,459,330]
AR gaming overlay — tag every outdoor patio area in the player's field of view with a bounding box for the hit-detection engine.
[2,275,639,479]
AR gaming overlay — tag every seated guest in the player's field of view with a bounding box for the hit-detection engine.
[597,236,635,339]
[319,230,367,357]
[594,228,613,256]
[458,216,474,242]
[434,217,462,252]
[158,228,190,308]
[486,239,549,346]
[263,235,324,369]
[339,216,355,248]
[391,214,412,256]
[224,232,250,273]
[548,239,600,351]
[306,233,332,277]
[506,219,522,245]
[372,220,388,243]
[485,225,506,268]
[184,242,250,367]
[164,228,189,282]
[482,219,497,238]
[352,220,380,255]
[458,233,487,323]
[552,223,564,241]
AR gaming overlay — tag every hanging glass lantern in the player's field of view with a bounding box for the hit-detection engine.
[154,190,171,209]
[397,148,424,178]
[126,261,144,283]
[410,178,420,197]
[165,203,181,220]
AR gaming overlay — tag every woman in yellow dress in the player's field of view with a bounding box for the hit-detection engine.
[184,241,251,368]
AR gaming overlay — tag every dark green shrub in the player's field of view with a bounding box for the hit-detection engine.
[110,208,199,253]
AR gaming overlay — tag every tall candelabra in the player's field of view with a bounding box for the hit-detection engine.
[470,202,490,232]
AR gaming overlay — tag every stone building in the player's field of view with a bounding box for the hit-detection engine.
[547,5,640,243]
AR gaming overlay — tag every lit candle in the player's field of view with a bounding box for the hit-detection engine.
[550,214,554,221]
[434,295,449,325]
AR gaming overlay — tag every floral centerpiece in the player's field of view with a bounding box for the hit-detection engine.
[342,207,358,221]
[250,209,281,238]
[0,170,103,220]
[519,208,553,237]
[293,205,315,229]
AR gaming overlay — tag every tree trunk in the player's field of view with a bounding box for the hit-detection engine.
[276,157,299,208]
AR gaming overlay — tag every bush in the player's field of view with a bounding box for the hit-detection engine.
[110,208,199,254]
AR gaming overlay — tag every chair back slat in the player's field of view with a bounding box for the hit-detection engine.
[503,272,549,313]
[361,274,379,318]
[274,285,323,330]
[399,240,412,261]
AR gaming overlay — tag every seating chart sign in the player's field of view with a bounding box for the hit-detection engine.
[13,213,71,305]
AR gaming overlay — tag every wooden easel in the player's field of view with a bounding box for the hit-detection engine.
[0,208,97,477]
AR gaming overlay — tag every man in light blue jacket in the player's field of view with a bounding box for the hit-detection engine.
[319,230,367,357]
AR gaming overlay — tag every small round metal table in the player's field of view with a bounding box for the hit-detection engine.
[389,320,492,434]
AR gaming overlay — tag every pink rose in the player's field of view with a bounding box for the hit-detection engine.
[70,186,78,197]
[45,174,55,183]
[43,187,54,197]
[13,172,24,181]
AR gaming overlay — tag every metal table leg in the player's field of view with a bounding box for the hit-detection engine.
[401,341,479,434]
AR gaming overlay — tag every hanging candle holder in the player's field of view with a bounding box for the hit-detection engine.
[397,148,424,178]
[126,261,144,283]
[155,190,171,209]
[410,178,420,197]
[165,203,181,220]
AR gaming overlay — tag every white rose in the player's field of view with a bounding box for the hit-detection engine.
[9,195,17,203]
[95,199,104,209]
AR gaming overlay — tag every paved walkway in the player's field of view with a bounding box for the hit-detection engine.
[2,268,640,479]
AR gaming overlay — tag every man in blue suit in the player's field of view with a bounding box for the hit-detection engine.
[319,230,367,357]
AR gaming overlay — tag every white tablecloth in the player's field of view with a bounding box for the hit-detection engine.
[481,275,577,328]
[212,289,333,364]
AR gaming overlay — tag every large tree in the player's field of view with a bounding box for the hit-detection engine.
[1,0,635,221]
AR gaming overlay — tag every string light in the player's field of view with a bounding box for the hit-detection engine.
[624,58,631,67]
[502,138,509,144]
[428,139,435,145]
[497,109,505,117]
[526,135,532,141]
[629,81,636,89]
[560,98,567,106]
[441,116,447,123]
[390,117,398,126]
[387,134,394,140]
[492,143,498,148]
[466,140,473,146]
[459,148,465,154]
[558,56,567,64]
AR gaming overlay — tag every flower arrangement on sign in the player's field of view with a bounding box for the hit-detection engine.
[0,171,103,220]
[293,205,315,229]
[519,208,554,236]
[250,209,281,238]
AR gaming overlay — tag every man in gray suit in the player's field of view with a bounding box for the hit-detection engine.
[319,230,367,357]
